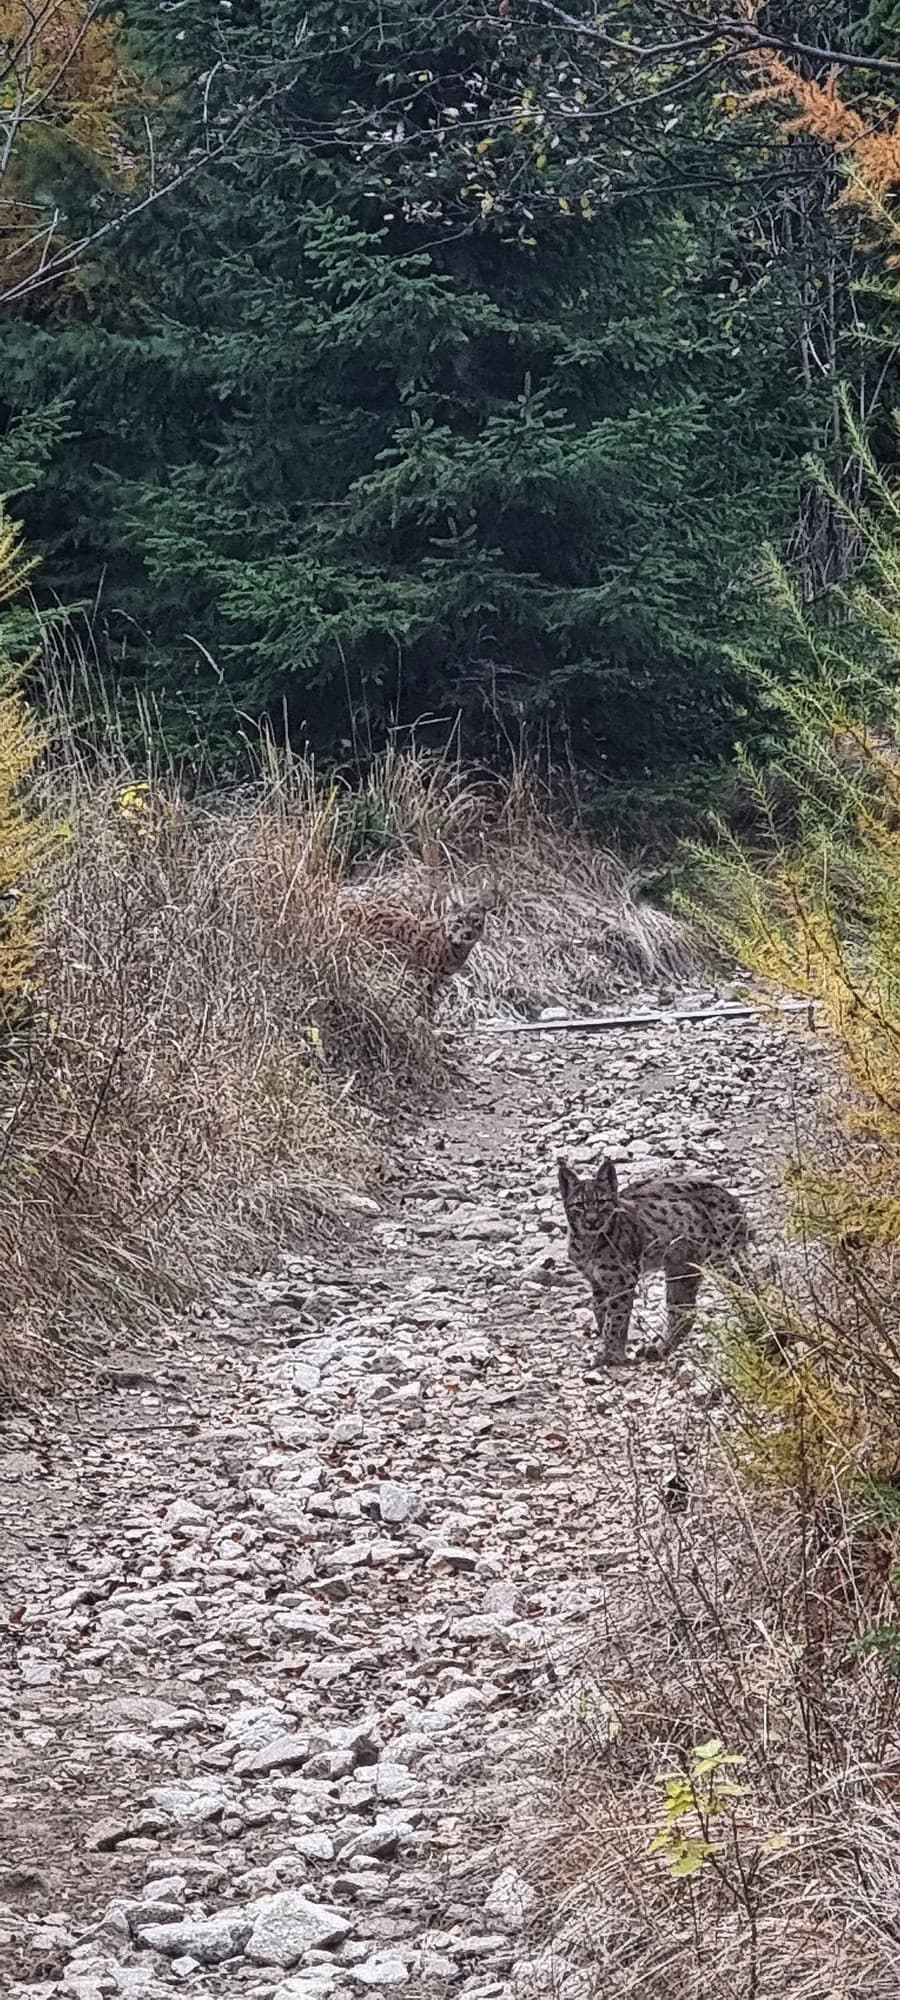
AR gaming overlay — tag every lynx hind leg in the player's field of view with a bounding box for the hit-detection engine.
[660,1262,701,1356]
[716,1225,755,1296]
[726,1239,754,1286]
[727,1206,752,1270]
[590,1273,637,1366]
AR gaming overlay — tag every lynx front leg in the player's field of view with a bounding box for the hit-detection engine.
[590,1274,637,1366]
[662,1262,701,1354]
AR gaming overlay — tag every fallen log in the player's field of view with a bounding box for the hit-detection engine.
[476,997,819,1035]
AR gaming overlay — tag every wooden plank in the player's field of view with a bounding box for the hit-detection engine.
[476,997,819,1035]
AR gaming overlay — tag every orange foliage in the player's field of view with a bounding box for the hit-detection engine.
[742,53,900,212]
[0,0,140,300]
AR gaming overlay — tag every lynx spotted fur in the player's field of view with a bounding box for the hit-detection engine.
[340,894,488,1009]
[557,1155,748,1365]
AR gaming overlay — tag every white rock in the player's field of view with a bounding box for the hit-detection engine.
[233,1731,310,1776]
[236,1854,309,1894]
[450,1614,503,1642]
[223,1704,287,1752]
[112,1969,167,1998]
[163,1499,209,1531]
[337,1815,410,1861]
[349,1955,410,1986]
[449,1933,510,1955]
[320,1542,371,1571]
[376,1481,419,1525]
[272,1607,330,1640]
[147,1708,204,1739]
[117,1898,186,1935]
[423,1686,489,1732]
[148,1782,230,1826]
[244,1889,352,1967]
[293,1830,335,1862]
[141,1877,187,1903]
[413,1950,458,1979]
[426,1544,479,1572]
[332,1417,364,1445]
[274,1973,342,2000]
[109,1730,154,1756]
[484,1582,517,1620]
[484,1867,536,1930]
[382,1729,432,1767]
[374,1762,418,1803]
[136,1912,250,1963]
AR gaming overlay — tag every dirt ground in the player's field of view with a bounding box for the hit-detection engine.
[0,1000,822,2000]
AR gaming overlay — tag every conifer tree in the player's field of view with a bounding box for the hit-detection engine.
[0,0,839,786]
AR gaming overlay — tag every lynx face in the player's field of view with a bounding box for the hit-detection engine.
[557,1157,619,1252]
[444,901,487,965]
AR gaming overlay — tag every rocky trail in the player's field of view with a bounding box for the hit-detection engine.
[0,999,821,2000]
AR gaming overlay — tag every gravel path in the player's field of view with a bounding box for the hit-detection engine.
[0,1000,821,2000]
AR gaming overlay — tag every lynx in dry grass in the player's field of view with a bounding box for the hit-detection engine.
[340,893,489,1009]
[557,1155,748,1365]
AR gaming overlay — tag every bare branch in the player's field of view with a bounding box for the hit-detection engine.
[535,0,900,78]
[0,72,301,307]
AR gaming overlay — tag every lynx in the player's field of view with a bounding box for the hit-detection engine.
[340,893,489,1009]
[557,1155,748,1365]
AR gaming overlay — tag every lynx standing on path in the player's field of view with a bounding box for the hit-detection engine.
[557,1155,748,1365]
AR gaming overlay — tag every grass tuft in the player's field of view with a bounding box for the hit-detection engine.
[0,653,695,1398]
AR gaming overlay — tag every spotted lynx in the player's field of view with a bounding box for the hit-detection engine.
[557,1155,748,1365]
[340,894,489,1009]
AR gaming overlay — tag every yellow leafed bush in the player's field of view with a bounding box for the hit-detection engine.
[688,589,900,1494]
[688,56,900,1491]
[1,0,140,298]
[0,506,55,1034]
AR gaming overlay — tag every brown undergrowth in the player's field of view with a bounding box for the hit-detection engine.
[0,605,692,1398]
[526,384,900,1987]
[539,734,900,1999]
[510,1430,900,1999]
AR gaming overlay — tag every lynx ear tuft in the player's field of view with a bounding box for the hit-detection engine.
[595,1158,619,1201]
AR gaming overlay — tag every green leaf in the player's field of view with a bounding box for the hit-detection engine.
[670,1842,717,1878]
[692,1738,725,1766]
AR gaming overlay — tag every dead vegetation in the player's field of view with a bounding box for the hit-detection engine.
[0,637,691,1397]
[342,749,695,1018]
[505,1079,900,2000]
[510,1427,900,2000]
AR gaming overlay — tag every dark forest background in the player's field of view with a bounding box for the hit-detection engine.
[3,0,899,813]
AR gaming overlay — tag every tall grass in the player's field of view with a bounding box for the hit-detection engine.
[0,632,693,1398]
[0,763,402,1395]
[506,1431,900,1999]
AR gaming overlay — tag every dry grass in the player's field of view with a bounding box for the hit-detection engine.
[0,675,693,1396]
[338,750,697,1018]
[491,1162,900,1999]
[0,775,403,1395]
[500,1431,900,1999]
